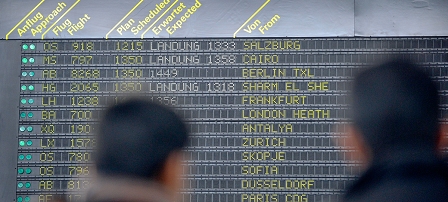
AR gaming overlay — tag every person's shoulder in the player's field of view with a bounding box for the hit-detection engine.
[344,162,448,202]
[345,177,448,202]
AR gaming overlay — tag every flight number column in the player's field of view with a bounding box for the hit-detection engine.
[18,41,93,202]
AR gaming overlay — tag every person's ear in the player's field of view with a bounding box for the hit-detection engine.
[437,124,448,153]
[157,151,184,198]
[342,125,371,167]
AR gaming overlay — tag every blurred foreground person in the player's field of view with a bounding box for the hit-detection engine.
[343,60,448,202]
[86,99,188,202]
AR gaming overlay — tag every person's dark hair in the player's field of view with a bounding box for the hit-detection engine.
[352,59,439,155]
[95,98,188,179]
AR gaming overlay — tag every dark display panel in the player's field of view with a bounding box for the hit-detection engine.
[13,37,448,202]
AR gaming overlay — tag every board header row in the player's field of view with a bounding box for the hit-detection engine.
[1,0,447,39]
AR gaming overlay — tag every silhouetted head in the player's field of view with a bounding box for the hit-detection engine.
[95,98,188,180]
[351,59,439,159]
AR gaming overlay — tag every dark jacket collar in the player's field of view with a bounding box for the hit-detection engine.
[85,177,173,202]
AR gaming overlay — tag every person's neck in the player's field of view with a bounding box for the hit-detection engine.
[370,145,439,167]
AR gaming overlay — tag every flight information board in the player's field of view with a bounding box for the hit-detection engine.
[0,37,442,202]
